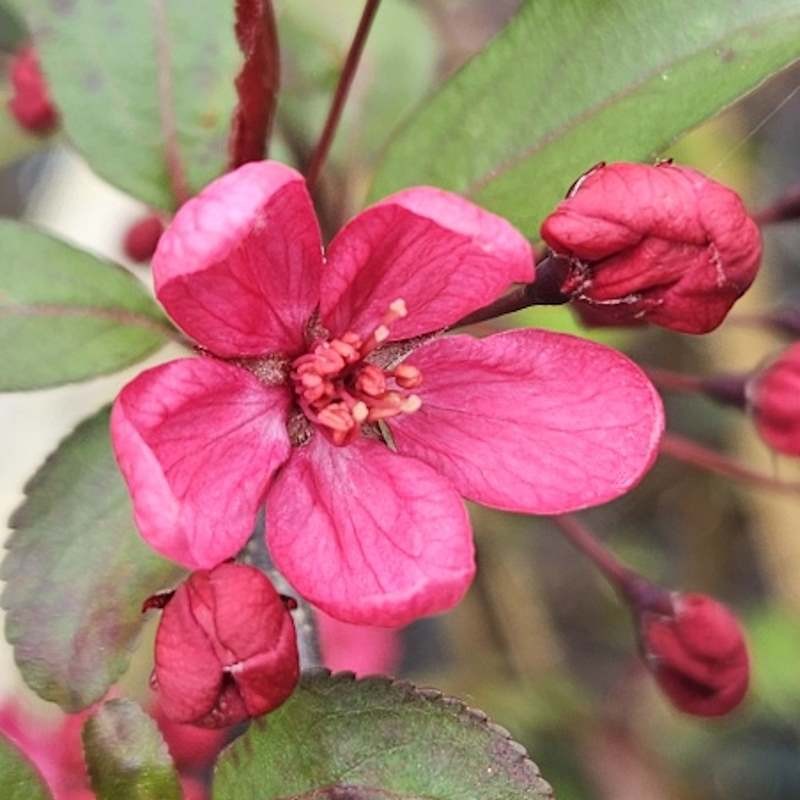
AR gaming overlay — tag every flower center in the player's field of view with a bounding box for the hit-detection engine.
[290,299,423,446]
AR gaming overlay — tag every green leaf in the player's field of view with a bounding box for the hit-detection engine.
[0,736,51,800]
[0,2,25,51]
[278,0,436,167]
[749,608,800,717]
[1,408,185,711]
[370,0,800,238]
[213,671,553,800]
[13,0,238,209]
[83,699,181,800]
[0,219,171,390]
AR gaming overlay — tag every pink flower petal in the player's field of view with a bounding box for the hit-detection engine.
[266,435,475,627]
[316,610,403,676]
[154,574,226,722]
[389,330,664,513]
[153,161,322,357]
[111,357,291,568]
[320,187,534,340]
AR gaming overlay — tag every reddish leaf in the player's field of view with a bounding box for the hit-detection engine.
[229,0,280,167]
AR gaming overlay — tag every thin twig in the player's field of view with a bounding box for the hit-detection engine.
[644,367,748,408]
[305,0,382,190]
[152,0,191,207]
[753,181,800,225]
[660,432,800,493]
[551,515,633,594]
[453,253,571,329]
[552,515,672,615]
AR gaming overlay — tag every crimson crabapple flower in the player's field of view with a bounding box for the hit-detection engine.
[639,592,749,717]
[7,45,59,134]
[123,214,166,263]
[112,160,664,627]
[152,563,299,728]
[748,342,800,457]
[541,161,761,333]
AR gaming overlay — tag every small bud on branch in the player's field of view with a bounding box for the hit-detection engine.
[639,592,749,717]
[748,342,800,457]
[7,45,59,134]
[553,515,749,717]
[123,214,166,263]
[541,161,761,333]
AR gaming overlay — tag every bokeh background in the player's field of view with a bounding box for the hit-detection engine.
[2,1,800,798]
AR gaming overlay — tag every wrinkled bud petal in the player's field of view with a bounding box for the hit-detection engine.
[123,214,166,263]
[640,592,749,717]
[7,46,59,134]
[154,563,299,728]
[541,162,761,333]
[749,343,800,457]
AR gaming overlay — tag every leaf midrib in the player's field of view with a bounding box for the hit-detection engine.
[462,7,800,197]
[0,302,173,338]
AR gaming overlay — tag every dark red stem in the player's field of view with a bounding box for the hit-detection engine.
[454,253,572,328]
[552,515,672,614]
[660,432,800,493]
[152,0,191,207]
[753,182,800,225]
[305,0,382,190]
[644,367,748,409]
[229,0,280,167]
[728,308,800,339]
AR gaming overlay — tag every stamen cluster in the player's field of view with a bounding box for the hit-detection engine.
[291,299,423,445]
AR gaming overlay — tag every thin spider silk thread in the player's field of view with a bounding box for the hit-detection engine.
[709,81,800,177]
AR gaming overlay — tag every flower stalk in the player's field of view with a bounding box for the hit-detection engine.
[552,515,750,717]
[454,252,571,328]
[305,0,383,190]
[753,181,800,225]
[660,432,800,492]
[643,366,748,409]
[552,514,671,613]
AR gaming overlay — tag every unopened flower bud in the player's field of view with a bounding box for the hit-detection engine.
[639,592,749,717]
[152,563,299,728]
[123,214,166,263]
[541,162,761,333]
[748,342,800,457]
[7,46,59,134]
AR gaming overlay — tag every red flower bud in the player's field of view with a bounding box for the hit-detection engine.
[7,46,59,134]
[749,342,800,457]
[541,162,761,333]
[640,592,749,717]
[123,214,166,263]
[153,563,299,728]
